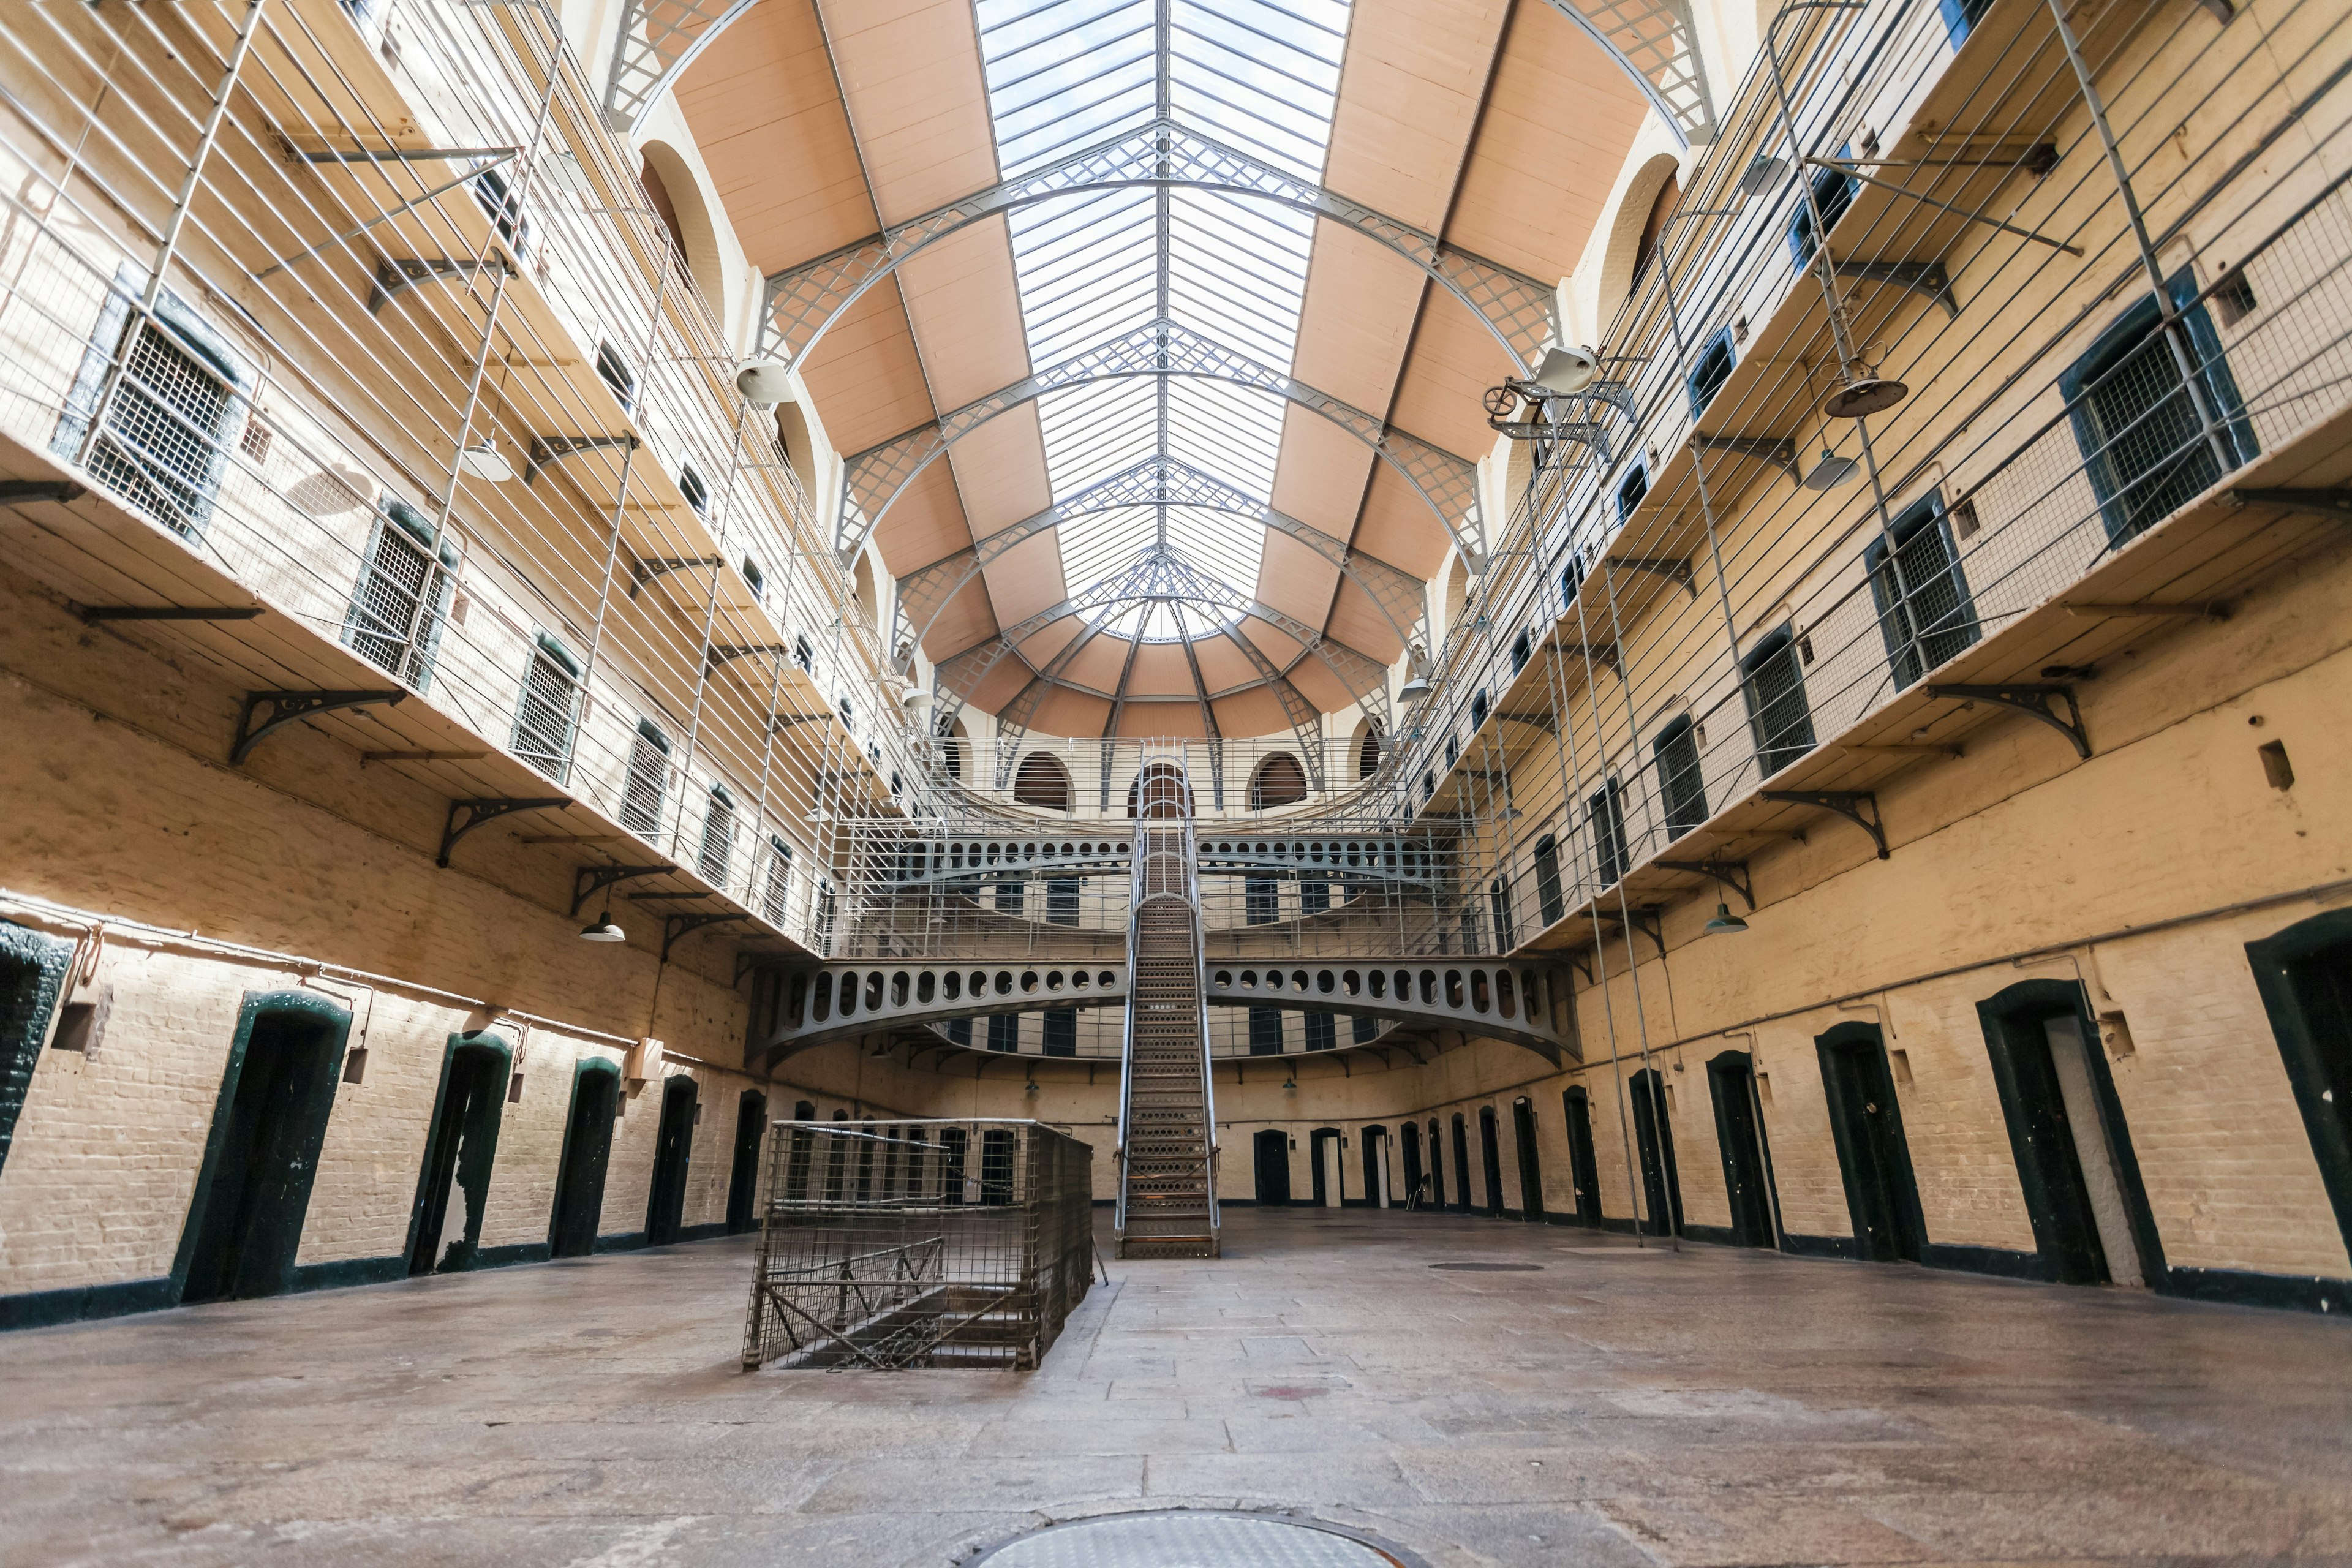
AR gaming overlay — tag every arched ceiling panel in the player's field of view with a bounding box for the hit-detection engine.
[1327,576,1406,662]
[1319,0,1511,230]
[1117,701,1210,739]
[794,284,941,451]
[1286,225,1427,410]
[895,217,1037,407]
[1350,464,1456,578]
[1266,410,1375,540]
[1031,687,1115,734]
[1253,532,1341,629]
[872,461,977,577]
[1124,643,1198,698]
[1211,687,1289,736]
[815,0,1001,222]
[941,407,1055,537]
[978,530,1069,627]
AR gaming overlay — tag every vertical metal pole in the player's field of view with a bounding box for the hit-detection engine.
[77,0,270,467]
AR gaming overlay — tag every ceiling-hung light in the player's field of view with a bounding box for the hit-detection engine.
[458,441,514,481]
[1398,673,1432,703]
[1823,376,1908,419]
[1738,154,1789,196]
[736,359,796,407]
[1804,445,1859,489]
[1531,344,1600,396]
[579,907,627,943]
[1703,902,1751,935]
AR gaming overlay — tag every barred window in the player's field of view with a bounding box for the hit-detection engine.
[1245,876,1278,926]
[1616,461,1649,522]
[1740,625,1815,778]
[812,880,837,956]
[1589,779,1630,890]
[347,499,455,690]
[761,835,793,924]
[512,634,581,782]
[1686,328,1736,417]
[1788,159,1857,265]
[698,784,736,886]
[1868,492,1980,688]
[1653,715,1708,837]
[1304,1012,1335,1051]
[1298,880,1329,916]
[1248,1006,1283,1056]
[1490,874,1516,952]
[89,320,233,537]
[1042,1009,1076,1057]
[1352,1013,1378,1044]
[987,1014,1019,1053]
[1046,878,1079,927]
[994,881,1025,916]
[620,719,670,835]
[1533,835,1564,925]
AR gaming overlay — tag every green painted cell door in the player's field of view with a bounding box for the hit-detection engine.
[646,1076,698,1245]
[1562,1088,1603,1227]
[181,1000,347,1303]
[1253,1128,1290,1204]
[726,1090,767,1234]
[408,1038,511,1275]
[550,1063,617,1257]
[1706,1050,1777,1248]
[1814,1023,1926,1262]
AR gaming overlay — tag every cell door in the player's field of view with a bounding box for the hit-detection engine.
[1361,1127,1390,1208]
[1512,1099,1545,1221]
[1451,1116,1471,1212]
[1628,1069,1683,1237]
[1311,1128,1343,1207]
[181,998,348,1304]
[1814,1023,1925,1261]
[1479,1107,1505,1215]
[1401,1122,1425,1207]
[1253,1128,1291,1205]
[646,1076,698,1245]
[407,1035,511,1276]
[2247,913,2352,1264]
[726,1090,767,1234]
[550,1063,617,1258]
[1705,1051,1777,1248]
[1562,1088,1602,1227]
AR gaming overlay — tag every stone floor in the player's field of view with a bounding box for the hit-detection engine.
[3,1208,2350,1567]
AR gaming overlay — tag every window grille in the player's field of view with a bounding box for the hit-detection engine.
[1352,1014,1377,1044]
[1740,626,1815,778]
[680,465,709,517]
[1561,551,1585,607]
[1653,715,1708,837]
[1357,723,1381,778]
[793,635,814,673]
[944,1017,972,1046]
[1788,158,1857,265]
[699,785,736,886]
[1589,780,1630,890]
[987,1014,1019,1053]
[1249,752,1307,807]
[620,719,670,834]
[1042,1009,1076,1057]
[813,880,836,956]
[1510,630,1531,674]
[596,341,636,411]
[1868,492,1981,688]
[512,633,581,781]
[839,696,855,733]
[1421,771,1435,804]
[1490,874,1516,952]
[1299,880,1329,916]
[1444,735,1459,767]
[1303,1012,1335,1051]
[1014,752,1070,809]
[1616,461,1649,521]
[1533,835,1564,925]
[1245,876,1278,926]
[347,499,455,690]
[2060,270,2256,546]
[994,881,1025,916]
[741,556,764,597]
[1046,878,1079,926]
[1686,328,1736,417]
[761,835,793,924]
[87,321,233,537]
[1470,689,1490,728]
[1248,1007,1283,1056]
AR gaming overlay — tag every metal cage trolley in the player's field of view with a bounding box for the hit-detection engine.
[742,1118,1094,1371]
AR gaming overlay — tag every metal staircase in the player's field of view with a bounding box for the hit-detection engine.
[1114,756,1219,1259]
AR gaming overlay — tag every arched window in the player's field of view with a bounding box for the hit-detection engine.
[635,142,723,308]
[1127,760,1193,818]
[1356,720,1381,780]
[1014,752,1072,810]
[1250,752,1308,808]
[1634,172,1679,284]
[937,715,967,781]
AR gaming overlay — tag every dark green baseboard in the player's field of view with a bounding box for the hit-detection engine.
[1779,1231,1863,1260]
[469,1242,554,1270]
[1920,1242,2052,1281]
[2162,1266,2352,1315]
[289,1256,407,1293]
[0,1275,177,1332]
[595,1231,649,1252]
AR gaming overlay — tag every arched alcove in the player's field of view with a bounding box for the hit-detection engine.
[852,552,878,627]
[774,401,818,496]
[636,141,725,311]
[937,714,969,781]
[1250,752,1308,808]
[1349,716,1382,780]
[1014,752,1072,810]
[1443,554,1472,631]
[1599,153,1687,325]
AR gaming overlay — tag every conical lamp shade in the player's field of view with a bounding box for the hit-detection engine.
[1703,902,1749,935]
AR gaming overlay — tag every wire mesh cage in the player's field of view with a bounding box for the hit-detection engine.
[742,1118,1095,1371]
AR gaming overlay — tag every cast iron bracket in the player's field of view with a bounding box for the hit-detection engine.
[81,603,262,623]
[708,643,792,669]
[438,796,570,867]
[1834,258,1959,320]
[232,688,405,766]
[1760,789,1889,859]
[368,257,512,315]
[627,553,722,598]
[1611,556,1697,597]
[1656,858,1754,910]
[664,911,746,962]
[2234,486,2352,522]
[524,432,641,485]
[1924,681,2089,758]
[1693,434,1802,483]
[1554,638,1622,674]
[0,480,86,504]
[571,862,676,917]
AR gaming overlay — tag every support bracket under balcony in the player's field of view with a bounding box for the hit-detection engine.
[571,862,677,918]
[438,796,571,867]
[1553,638,1623,674]
[0,480,86,505]
[368,257,513,314]
[524,433,641,485]
[1924,682,2089,759]
[1760,790,1888,859]
[232,688,405,766]
[664,911,747,962]
[1694,434,1802,483]
[1656,858,1753,910]
[80,603,262,623]
[2234,486,2352,521]
[628,554,722,598]
[707,643,791,670]
[1610,556,1697,597]
[1834,259,1959,320]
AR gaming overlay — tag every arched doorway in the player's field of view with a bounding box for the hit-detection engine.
[726,1089,767,1234]
[1705,1051,1777,1248]
[2247,909,2352,1265]
[1360,1125,1391,1208]
[1812,1023,1923,1260]
[1401,1121,1426,1208]
[549,1060,620,1257]
[1128,759,1194,818]
[1562,1087,1602,1227]
[646,1075,698,1245]
[1253,1128,1291,1205]
[1512,1098,1545,1221]
[1450,1114,1471,1212]
[407,1031,514,1275]
[1309,1127,1344,1207]
[1478,1106,1506,1216]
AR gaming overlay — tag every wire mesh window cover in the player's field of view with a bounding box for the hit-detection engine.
[679,464,710,518]
[1686,328,1736,418]
[1245,876,1279,926]
[1510,630,1532,675]
[1490,874,1516,953]
[762,836,794,924]
[1298,880,1329,916]
[1740,625,1815,779]
[1653,715,1708,837]
[347,500,457,690]
[1248,1006,1283,1056]
[1470,689,1490,729]
[1788,157,1858,265]
[1589,780,1630,890]
[512,634,582,781]
[1250,753,1309,807]
[814,881,837,955]
[1616,461,1650,522]
[1867,493,1981,690]
[1303,1011,1336,1051]
[988,1014,1020,1053]
[699,785,737,884]
[2060,270,2257,546]
[995,881,1027,916]
[1046,878,1081,926]
[743,1119,1093,1371]
[1042,1009,1077,1057]
[1939,0,1994,43]
[1014,752,1072,810]
[595,341,636,411]
[1532,835,1565,925]
[64,292,243,539]
[621,720,672,834]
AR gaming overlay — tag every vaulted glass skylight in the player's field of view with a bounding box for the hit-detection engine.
[975,0,1349,641]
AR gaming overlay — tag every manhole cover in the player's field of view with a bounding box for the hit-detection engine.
[974,1510,1417,1566]
[1428,1262,1545,1272]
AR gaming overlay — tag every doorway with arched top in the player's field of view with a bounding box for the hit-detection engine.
[549,1058,619,1258]
[1478,1106,1506,1216]
[645,1075,698,1245]
[406,1030,514,1276]
[1253,1128,1291,1205]
[1511,1098,1545,1221]
[1309,1127,1343,1206]
[726,1090,767,1234]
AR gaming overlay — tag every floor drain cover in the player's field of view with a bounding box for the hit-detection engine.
[974,1510,1413,1566]
[1428,1262,1544,1272]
